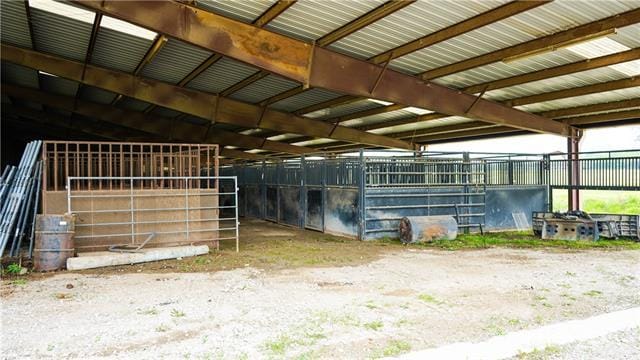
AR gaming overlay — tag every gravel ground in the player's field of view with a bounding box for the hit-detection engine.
[2,245,639,359]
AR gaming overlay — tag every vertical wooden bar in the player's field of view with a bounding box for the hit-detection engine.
[53,144,58,191]
[64,143,69,193]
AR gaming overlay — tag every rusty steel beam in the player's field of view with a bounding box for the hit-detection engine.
[540,98,640,118]
[369,0,550,64]
[2,45,414,150]
[220,70,270,96]
[260,1,545,113]
[72,0,570,137]
[563,109,640,125]
[316,0,415,47]
[3,102,264,160]
[414,126,521,143]
[2,83,310,156]
[290,48,640,139]
[419,8,640,80]
[506,77,640,107]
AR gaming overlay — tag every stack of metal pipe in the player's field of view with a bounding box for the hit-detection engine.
[0,140,43,258]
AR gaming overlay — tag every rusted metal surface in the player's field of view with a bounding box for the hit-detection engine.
[33,214,77,271]
[419,8,640,80]
[74,0,312,83]
[1,44,414,150]
[533,211,639,240]
[1,85,305,156]
[71,0,571,137]
[252,0,297,28]
[564,109,640,126]
[399,216,458,244]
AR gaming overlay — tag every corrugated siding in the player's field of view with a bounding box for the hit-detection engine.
[30,8,92,61]
[517,87,640,113]
[187,57,259,94]
[40,75,78,96]
[486,66,634,102]
[329,0,506,60]
[79,86,117,105]
[196,0,276,22]
[270,88,343,112]
[1,0,32,48]
[230,74,299,103]
[2,63,39,88]
[392,1,637,76]
[266,0,385,42]
[91,28,153,73]
[140,39,213,84]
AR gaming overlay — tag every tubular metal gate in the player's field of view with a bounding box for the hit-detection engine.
[67,176,239,252]
[363,157,487,238]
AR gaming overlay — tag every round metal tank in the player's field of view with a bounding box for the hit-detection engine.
[33,214,76,271]
[399,216,458,244]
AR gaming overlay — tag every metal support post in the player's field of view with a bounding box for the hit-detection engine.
[567,129,583,211]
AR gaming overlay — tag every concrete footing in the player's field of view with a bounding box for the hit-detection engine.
[66,245,209,270]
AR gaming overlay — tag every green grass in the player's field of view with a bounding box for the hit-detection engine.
[553,190,640,214]
[372,340,412,358]
[363,321,384,331]
[583,290,603,297]
[421,231,640,251]
[170,309,186,318]
[417,293,442,304]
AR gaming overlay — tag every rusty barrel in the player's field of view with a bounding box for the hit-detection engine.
[399,216,458,244]
[33,214,76,271]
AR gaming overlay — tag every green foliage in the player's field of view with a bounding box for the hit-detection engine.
[583,290,603,297]
[5,263,22,275]
[380,340,411,357]
[417,293,442,304]
[171,309,186,318]
[553,190,640,214]
[420,231,640,251]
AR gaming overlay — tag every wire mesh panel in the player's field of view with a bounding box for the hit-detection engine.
[67,176,238,252]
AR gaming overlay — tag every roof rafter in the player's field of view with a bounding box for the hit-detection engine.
[420,8,640,80]
[2,83,311,156]
[4,104,256,159]
[539,98,640,118]
[1,44,415,150]
[563,109,640,125]
[72,0,569,137]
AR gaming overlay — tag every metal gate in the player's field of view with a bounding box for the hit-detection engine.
[66,176,239,252]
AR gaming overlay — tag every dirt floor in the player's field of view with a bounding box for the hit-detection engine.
[1,219,639,359]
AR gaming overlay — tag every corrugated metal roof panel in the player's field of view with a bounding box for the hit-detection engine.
[371,116,473,135]
[117,97,152,112]
[433,49,585,89]
[1,63,39,88]
[329,0,506,60]
[1,0,32,48]
[91,28,153,73]
[40,74,78,96]
[270,88,342,112]
[79,86,117,104]
[196,0,276,23]
[151,106,182,118]
[230,74,299,103]
[306,99,383,119]
[187,57,259,94]
[517,87,640,113]
[30,8,92,61]
[391,1,636,75]
[293,137,335,147]
[266,0,385,42]
[340,109,415,128]
[140,39,213,84]
[614,24,640,49]
[486,66,633,102]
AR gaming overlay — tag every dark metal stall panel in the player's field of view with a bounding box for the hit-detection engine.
[279,186,301,227]
[484,185,548,231]
[324,187,359,237]
[305,188,323,230]
[245,185,263,218]
[265,186,278,221]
